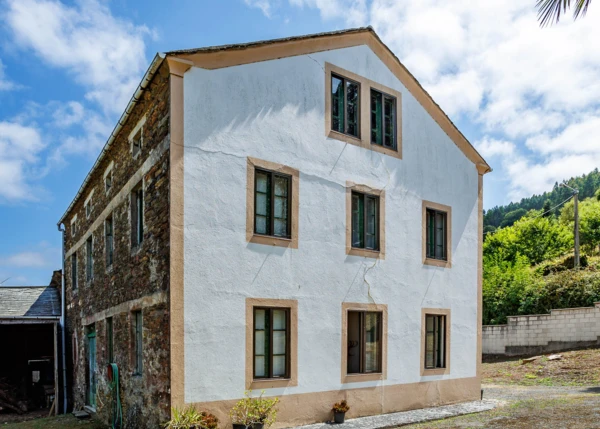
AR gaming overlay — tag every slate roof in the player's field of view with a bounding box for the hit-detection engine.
[0,286,60,318]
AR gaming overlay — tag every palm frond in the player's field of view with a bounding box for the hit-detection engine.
[536,0,592,26]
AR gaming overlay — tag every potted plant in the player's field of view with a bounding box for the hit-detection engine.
[230,391,279,429]
[164,406,219,429]
[332,400,350,424]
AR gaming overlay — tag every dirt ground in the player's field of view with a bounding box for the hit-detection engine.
[482,348,600,386]
[407,349,600,428]
[407,385,600,428]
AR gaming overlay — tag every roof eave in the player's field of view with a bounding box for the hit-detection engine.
[57,52,166,226]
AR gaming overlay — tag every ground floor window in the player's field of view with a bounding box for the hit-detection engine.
[424,313,447,370]
[347,311,382,374]
[253,307,290,379]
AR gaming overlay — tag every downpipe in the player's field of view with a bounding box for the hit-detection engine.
[58,224,68,414]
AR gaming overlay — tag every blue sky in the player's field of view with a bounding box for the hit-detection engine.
[0,0,598,286]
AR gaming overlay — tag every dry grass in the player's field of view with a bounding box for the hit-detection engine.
[482,347,600,386]
[406,395,600,428]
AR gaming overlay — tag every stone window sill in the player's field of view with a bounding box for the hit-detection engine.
[342,372,385,384]
[347,247,384,260]
[249,377,295,390]
[423,257,451,268]
[248,233,297,249]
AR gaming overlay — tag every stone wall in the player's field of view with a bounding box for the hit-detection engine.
[62,61,170,428]
[483,303,600,356]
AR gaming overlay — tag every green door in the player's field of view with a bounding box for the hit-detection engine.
[88,328,97,408]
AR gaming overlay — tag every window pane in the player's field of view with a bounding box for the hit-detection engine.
[273,310,286,330]
[255,216,268,235]
[255,171,271,235]
[371,90,382,145]
[438,316,445,368]
[332,76,344,133]
[435,212,445,259]
[254,330,266,354]
[254,356,266,377]
[352,194,364,248]
[256,193,268,216]
[364,313,380,372]
[384,97,395,148]
[274,177,288,197]
[427,210,435,258]
[426,315,434,332]
[273,331,286,355]
[346,81,359,137]
[256,172,269,193]
[366,196,377,250]
[255,309,266,330]
[273,197,287,219]
[272,355,286,377]
[274,219,287,237]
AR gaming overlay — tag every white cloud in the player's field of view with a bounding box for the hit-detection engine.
[0,252,50,268]
[244,0,274,18]
[4,0,151,115]
[0,121,45,202]
[476,138,516,158]
[0,58,18,91]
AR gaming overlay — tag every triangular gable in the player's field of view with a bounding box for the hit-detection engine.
[167,27,491,174]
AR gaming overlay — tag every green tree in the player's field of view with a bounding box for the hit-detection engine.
[485,212,573,265]
[537,0,593,26]
[542,200,552,218]
[580,199,600,254]
[500,208,528,228]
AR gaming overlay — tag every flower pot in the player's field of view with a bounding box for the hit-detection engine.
[252,424,264,429]
[334,411,346,424]
[232,424,249,429]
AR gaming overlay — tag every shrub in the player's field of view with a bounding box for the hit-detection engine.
[164,406,219,429]
[230,391,279,428]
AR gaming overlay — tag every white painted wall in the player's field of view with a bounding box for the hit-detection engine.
[182,45,480,403]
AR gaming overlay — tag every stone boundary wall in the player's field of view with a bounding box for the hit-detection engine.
[483,302,600,356]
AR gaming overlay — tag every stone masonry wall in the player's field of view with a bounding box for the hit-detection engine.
[483,303,600,356]
[62,61,170,428]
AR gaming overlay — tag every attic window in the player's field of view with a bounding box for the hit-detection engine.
[129,115,146,159]
[104,162,114,194]
[84,190,94,219]
[70,215,78,237]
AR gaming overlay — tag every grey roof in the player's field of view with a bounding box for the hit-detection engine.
[0,287,60,318]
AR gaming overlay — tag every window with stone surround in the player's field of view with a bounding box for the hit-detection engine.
[71,253,78,290]
[86,236,93,282]
[421,308,450,375]
[422,201,452,268]
[104,162,114,194]
[129,115,146,159]
[105,215,114,268]
[351,191,379,251]
[131,183,144,248]
[370,89,397,150]
[254,168,291,239]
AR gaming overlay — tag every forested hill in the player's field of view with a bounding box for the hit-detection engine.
[484,168,600,231]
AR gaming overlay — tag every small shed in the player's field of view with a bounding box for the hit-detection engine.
[0,280,60,417]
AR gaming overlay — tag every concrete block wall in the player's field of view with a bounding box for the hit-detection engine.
[483,302,600,356]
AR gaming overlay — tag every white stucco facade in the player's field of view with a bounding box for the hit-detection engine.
[180,43,480,408]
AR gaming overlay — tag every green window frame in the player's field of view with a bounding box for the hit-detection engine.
[347,311,382,374]
[105,216,114,267]
[370,89,397,149]
[253,307,290,379]
[254,168,291,239]
[425,314,446,369]
[331,73,360,138]
[426,208,447,260]
[351,191,379,251]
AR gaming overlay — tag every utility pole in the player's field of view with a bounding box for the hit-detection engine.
[561,183,580,268]
[574,190,580,267]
